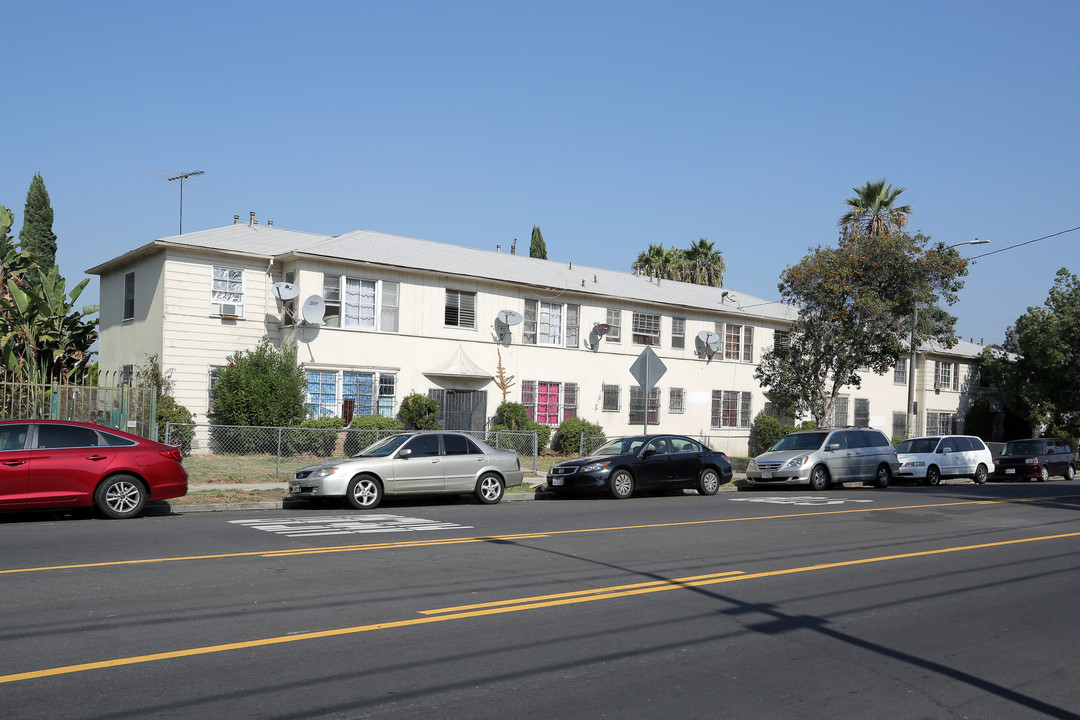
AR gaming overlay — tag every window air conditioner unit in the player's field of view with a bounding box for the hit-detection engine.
[219,304,239,317]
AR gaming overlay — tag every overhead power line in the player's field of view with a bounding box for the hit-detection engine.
[971,225,1080,260]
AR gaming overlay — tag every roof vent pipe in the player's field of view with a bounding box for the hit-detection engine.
[249,211,256,226]
[234,215,240,224]
[268,220,273,227]
[496,244,501,253]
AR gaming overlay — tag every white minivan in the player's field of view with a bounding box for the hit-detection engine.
[894,435,995,486]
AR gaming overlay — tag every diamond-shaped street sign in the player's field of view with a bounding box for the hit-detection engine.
[630,346,667,390]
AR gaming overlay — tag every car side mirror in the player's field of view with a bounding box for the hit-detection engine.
[825,443,840,451]
[398,448,413,459]
[941,447,952,454]
[641,448,656,458]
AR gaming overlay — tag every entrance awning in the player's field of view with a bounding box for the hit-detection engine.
[423,346,492,380]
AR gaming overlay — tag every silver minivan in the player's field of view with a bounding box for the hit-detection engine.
[745,428,899,490]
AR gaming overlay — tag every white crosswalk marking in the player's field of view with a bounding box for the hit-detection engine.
[229,514,472,537]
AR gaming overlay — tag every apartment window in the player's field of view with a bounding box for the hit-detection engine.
[894,358,908,385]
[123,272,135,321]
[522,380,577,425]
[211,266,244,317]
[669,387,685,414]
[711,390,752,428]
[346,279,378,328]
[445,289,476,328]
[927,411,956,434]
[523,300,568,345]
[566,304,580,347]
[671,318,685,349]
[305,369,397,419]
[935,361,958,391]
[606,308,622,342]
[632,312,661,346]
[322,275,341,327]
[280,270,297,326]
[207,366,223,415]
[378,374,396,416]
[892,411,908,439]
[381,282,399,332]
[723,323,753,362]
[831,396,850,427]
[306,370,338,417]
[629,387,660,425]
[773,330,790,352]
[602,384,621,412]
[855,398,870,428]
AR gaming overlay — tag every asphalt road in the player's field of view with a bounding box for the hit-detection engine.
[4,482,1080,719]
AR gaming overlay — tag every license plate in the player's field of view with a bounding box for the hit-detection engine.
[552,478,564,486]
[762,472,773,479]
[1005,469,1015,475]
[289,482,301,492]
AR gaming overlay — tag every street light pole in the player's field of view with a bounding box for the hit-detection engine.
[906,238,990,438]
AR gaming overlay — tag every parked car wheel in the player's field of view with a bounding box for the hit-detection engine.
[698,468,721,496]
[1039,466,1050,482]
[925,466,941,486]
[1066,465,1076,481]
[94,474,147,519]
[808,465,830,491]
[873,464,892,489]
[974,464,989,485]
[609,470,634,499]
[347,475,383,509]
[475,473,504,504]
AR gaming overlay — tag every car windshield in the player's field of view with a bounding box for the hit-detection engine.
[769,432,828,452]
[592,438,647,456]
[896,437,941,454]
[353,434,411,458]
[1003,440,1044,455]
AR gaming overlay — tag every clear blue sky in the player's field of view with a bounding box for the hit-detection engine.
[3,1,1077,347]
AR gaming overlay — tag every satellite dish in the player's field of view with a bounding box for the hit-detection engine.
[585,323,612,350]
[497,309,523,326]
[301,295,326,325]
[696,331,721,358]
[272,282,300,301]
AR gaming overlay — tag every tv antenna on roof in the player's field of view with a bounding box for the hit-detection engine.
[138,169,206,234]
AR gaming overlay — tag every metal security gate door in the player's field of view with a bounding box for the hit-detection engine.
[429,389,487,432]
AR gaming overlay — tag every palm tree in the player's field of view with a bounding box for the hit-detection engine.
[838,179,913,239]
[681,237,726,287]
[634,244,680,279]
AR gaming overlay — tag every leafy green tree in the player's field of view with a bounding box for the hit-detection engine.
[980,268,1080,437]
[212,339,306,427]
[398,393,442,430]
[19,174,58,271]
[1,265,97,382]
[529,225,547,259]
[755,232,968,427]
[838,179,913,240]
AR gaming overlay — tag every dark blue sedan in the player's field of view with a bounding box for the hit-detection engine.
[546,434,733,499]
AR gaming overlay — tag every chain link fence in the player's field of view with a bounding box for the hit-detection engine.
[164,423,539,483]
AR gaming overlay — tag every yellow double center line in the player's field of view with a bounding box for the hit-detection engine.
[4,528,1080,685]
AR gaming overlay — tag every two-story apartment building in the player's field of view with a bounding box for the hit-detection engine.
[87,217,990,454]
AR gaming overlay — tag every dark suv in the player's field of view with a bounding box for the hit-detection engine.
[991,438,1076,482]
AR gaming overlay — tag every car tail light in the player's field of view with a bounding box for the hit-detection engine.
[159,448,184,462]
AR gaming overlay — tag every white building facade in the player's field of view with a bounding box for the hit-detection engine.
[88,220,991,455]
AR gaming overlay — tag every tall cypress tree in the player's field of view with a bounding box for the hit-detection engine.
[529,225,547,259]
[20,173,58,270]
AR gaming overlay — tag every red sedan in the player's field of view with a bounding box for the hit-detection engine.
[0,419,188,519]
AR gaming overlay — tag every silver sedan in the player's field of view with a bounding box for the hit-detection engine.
[289,432,524,509]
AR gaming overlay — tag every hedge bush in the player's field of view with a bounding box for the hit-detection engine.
[344,414,404,455]
[552,417,605,454]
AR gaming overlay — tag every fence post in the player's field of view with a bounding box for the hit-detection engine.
[164,421,171,445]
[579,431,585,458]
[533,431,538,474]
[276,427,283,476]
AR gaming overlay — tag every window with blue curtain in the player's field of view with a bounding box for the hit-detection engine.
[343,372,375,415]
[306,370,338,417]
